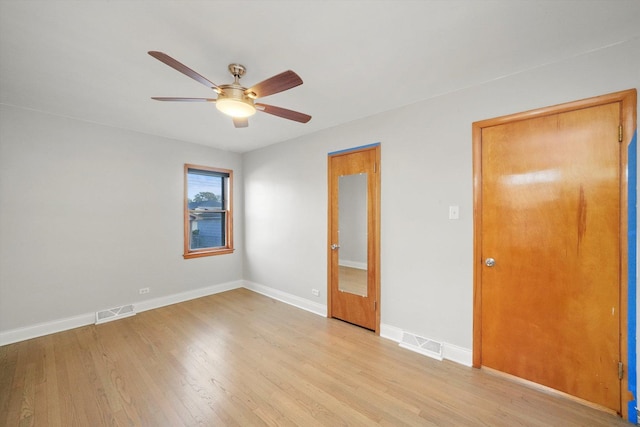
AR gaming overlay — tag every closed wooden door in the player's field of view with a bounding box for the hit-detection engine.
[328,144,380,332]
[473,90,636,415]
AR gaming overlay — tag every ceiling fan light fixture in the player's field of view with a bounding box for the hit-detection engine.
[216,97,256,118]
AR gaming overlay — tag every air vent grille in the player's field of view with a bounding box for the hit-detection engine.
[399,331,443,361]
[95,304,136,325]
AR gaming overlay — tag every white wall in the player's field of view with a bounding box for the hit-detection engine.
[0,106,244,333]
[243,38,640,353]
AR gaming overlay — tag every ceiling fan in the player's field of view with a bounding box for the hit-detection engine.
[148,51,311,128]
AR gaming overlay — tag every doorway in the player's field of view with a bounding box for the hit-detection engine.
[327,143,381,332]
[472,89,636,417]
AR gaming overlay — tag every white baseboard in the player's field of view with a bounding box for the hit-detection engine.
[380,322,472,367]
[380,323,404,342]
[135,280,242,313]
[242,280,327,317]
[0,313,95,347]
[443,342,473,367]
[0,280,243,346]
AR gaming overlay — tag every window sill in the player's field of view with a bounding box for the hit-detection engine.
[183,248,234,259]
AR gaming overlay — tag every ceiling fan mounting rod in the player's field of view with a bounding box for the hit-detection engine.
[228,63,246,83]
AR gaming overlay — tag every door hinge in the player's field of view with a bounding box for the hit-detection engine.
[618,361,624,380]
[374,301,377,310]
[374,163,378,173]
[619,125,623,143]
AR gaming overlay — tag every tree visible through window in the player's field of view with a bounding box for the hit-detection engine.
[184,164,233,258]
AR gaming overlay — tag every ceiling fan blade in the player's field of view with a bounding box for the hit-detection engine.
[256,103,311,123]
[245,70,303,98]
[233,118,249,128]
[148,51,220,92]
[151,97,216,102]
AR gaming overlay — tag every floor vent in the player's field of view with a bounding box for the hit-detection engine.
[399,331,443,361]
[95,304,136,325]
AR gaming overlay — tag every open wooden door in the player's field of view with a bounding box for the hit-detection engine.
[328,144,380,332]
[473,89,636,417]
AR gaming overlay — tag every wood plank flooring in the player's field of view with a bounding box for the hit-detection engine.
[0,288,630,426]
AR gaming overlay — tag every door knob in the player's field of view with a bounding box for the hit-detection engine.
[485,258,496,267]
[331,244,340,250]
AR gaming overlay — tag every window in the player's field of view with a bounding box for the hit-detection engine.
[184,164,233,258]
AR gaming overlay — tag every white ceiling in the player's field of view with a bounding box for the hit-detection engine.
[1,1,639,153]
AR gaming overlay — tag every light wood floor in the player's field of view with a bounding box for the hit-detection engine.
[0,288,629,426]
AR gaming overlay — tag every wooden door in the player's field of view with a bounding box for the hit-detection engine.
[473,90,636,415]
[328,144,380,332]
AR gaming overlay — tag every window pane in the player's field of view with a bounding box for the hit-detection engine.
[190,212,226,249]
[187,171,225,208]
